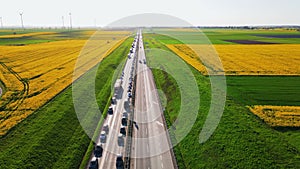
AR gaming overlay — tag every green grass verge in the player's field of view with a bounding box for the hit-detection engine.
[144,33,300,168]
[0,37,132,169]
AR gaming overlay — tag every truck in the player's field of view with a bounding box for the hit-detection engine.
[114,79,123,99]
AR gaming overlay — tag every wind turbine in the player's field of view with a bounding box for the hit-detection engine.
[62,16,65,29]
[69,12,72,30]
[19,11,24,30]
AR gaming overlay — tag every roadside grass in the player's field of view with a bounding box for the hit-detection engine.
[144,33,300,168]
[0,37,131,169]
[226,76,300,106]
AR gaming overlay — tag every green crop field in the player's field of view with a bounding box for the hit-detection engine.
[0,29,95,45]
[227,76,300,106]
[143,32,300,168]
[147,28,300,44]
[0,36,131,169]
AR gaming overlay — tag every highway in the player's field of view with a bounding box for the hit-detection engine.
[87,30,176,169]
[87,32,138,169]
[131,30,176,169]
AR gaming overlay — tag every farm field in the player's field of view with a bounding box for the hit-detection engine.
[0,29,130,135]
[143,30,300,168]
[226,76,300,106]
[248,105,300,127]
[166,44,300,75]
[150,28,300,44]
[0,36,133,168]
[159,28,300,127]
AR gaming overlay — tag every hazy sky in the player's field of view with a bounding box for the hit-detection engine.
[0,0,299,27]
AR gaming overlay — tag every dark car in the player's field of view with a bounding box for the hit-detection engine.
[111,97,116,105]
[94,144,103,158]
[116,154,124,169]
[108,107,113,115]
[121,116,128,126]
[120,126,126,136]
[89,157,99,169]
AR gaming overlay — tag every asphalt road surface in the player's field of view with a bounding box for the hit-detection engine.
[131,30,176,169]
[87,30,176,169]
[88,34,138,169]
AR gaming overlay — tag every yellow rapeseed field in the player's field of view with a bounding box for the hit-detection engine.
[0,32,57,38]
[0,30,130,135]
[248,105,300,127]
[167,44,300,75]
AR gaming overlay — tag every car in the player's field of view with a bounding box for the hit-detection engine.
[107,107,113,115]
[122,116,128,126]
[111,97,116,105]
[103,124,109,134]
[128,92,132,98]
[100,131,106,143]
[120,126,126,136]
[117,134,124,146]
[116,154,124,169]
[122,112,128,118]
[94,144,103,158]
[89,157,99,169]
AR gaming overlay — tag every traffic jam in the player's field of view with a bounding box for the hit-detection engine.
[88,32,139,169]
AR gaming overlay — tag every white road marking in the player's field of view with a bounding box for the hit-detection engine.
[161,163,164,168]
[147,144,149,153]
[152,101,159,105]
[156,121,164,127]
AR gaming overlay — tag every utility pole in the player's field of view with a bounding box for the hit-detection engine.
[19,12,24,30]
[62,16,65,29]
[0,17,3,28]
[69,12,72,30]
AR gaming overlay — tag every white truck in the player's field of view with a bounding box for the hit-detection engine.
[114,79,123,99]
